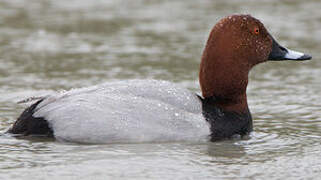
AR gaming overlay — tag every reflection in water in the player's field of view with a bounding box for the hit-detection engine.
[0,0,320,179]
[207,142,246,159]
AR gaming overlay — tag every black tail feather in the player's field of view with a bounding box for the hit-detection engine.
[7,99,53,137]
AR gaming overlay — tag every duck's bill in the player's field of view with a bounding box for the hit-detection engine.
[268,37,312,61]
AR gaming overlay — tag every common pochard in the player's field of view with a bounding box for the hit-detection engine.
[8,15,311,143]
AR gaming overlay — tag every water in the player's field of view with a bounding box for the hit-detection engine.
[0,0,320,179]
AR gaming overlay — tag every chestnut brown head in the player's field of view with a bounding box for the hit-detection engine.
[199,14,311,112]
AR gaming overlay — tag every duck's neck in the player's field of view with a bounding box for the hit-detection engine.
[199,54,253,141]
[199,46,251,113]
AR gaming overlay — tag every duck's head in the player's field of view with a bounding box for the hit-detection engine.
[199,14,311,112]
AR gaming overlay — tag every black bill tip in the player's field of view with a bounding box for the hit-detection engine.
[296,54,312,61]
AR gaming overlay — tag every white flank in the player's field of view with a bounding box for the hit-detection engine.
[32,80,210,143]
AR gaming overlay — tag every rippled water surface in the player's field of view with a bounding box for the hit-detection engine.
[0,0,320,179]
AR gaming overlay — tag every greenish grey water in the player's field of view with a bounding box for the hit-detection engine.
[0,0,320,179]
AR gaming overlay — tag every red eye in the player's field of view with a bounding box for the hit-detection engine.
[254,27,260,35]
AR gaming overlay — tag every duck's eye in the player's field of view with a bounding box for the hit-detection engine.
[253,27,260,35]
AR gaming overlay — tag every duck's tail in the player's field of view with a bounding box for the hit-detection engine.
[7,99,53,137]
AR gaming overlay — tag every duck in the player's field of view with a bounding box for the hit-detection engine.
[7,14,312,143]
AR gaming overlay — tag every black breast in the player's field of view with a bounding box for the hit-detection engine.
[199,96,253,141]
